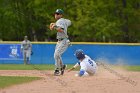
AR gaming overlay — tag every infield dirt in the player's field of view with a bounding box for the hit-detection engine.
[0,67,140,93]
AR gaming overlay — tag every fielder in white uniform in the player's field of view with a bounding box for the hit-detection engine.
[68,49,97,77]
[49,9,71,76]
[21,36,32,65]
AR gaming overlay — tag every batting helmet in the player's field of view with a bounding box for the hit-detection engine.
[74,49,85,60]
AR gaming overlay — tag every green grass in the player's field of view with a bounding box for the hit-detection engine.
[124,66,140,71]
[0,64,53,70]
[0,64,75,70]
[106,65,140,71]
[0,76,41,89]
[0,64,139,71]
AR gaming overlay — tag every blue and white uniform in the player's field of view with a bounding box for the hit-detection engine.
[74,55,97,76]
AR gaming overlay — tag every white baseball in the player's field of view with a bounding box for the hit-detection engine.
[74,74,79,77]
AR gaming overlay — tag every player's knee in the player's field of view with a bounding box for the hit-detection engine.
[54,52,60,59]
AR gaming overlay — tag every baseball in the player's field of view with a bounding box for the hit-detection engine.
[74,74,79,77]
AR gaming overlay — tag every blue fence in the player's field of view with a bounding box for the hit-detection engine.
[0,42,140,65]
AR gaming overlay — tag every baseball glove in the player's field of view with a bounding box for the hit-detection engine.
[31,51,33,55]
[49,23,55,30]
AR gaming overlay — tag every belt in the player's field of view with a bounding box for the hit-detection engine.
[58,38,68,41]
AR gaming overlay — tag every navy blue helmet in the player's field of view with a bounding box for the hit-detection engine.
[75,49,85,60]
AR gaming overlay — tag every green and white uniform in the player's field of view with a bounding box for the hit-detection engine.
[54,18,71,69]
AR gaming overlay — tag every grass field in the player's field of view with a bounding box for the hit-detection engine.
[0,64,75,70]
[124,66,140,71]
[0,76,41,89]
[0,64,140,71]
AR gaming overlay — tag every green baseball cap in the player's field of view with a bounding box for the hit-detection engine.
[55,9,64,14]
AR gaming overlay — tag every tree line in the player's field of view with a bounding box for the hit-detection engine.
[0,0,140,42]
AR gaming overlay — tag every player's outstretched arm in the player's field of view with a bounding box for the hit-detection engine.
[68,63,79,72]
[67,67,75,72]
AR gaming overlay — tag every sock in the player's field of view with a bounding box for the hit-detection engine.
[27,57,29,64]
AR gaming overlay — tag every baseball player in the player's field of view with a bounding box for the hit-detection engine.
[21,36,32,65]
[49,9,71,76]
[68,49,97,77]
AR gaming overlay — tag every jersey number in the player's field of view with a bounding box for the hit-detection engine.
[88,59,93,66]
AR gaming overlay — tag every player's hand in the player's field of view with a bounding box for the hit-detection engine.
[49,23,55,30]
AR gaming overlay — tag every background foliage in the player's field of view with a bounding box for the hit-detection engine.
[0,0,139,42]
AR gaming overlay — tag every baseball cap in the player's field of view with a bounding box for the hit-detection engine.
[55,9,64,14]
[24,36,28,38]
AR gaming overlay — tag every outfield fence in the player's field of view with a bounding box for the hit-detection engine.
[0,42,140,65]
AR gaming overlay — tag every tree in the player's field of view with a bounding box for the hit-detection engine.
[0,0,139,42]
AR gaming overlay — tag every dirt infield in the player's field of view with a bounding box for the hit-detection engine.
[0,67,140,93]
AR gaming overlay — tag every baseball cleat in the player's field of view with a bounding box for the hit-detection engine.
[61,64,67,75]
[54,69,60,76]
